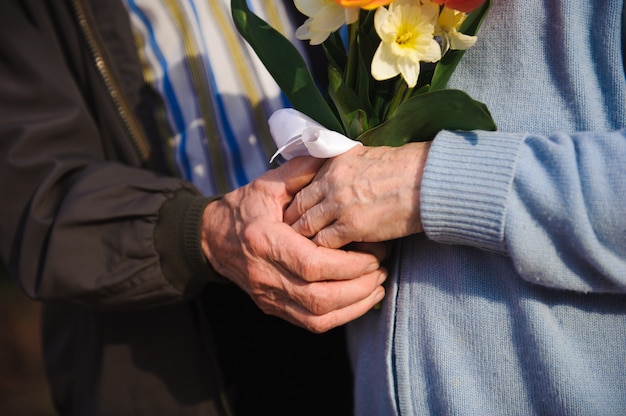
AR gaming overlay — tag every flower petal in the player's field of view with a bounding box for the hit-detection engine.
[397,55,419,87]
[294,3,348,45]
[371,43,400,81]
[294,0,328,18]
[314,4,349,31]
[373,7,396,42]
[344,7,359,24]
[448,32,477,50]
[423,39,443,62]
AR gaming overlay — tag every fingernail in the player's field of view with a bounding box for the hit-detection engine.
[367,262,379,273]
[377,271,387,285]
[375,287,385,303]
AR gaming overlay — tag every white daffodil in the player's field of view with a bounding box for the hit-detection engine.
[436,7,477,54]
[371,0,441,88]
[294,0,359,45]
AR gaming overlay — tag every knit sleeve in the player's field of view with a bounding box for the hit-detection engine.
[421,128,626,293]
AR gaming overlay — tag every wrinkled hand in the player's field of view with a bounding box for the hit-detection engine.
[284,142,431,249]
[201,157,387,333]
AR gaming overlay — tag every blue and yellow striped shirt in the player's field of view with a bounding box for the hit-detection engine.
[123,0,303,195]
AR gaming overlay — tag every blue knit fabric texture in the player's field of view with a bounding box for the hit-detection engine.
[348,1,626,415]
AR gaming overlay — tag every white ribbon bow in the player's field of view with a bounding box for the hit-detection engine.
[268,108,361,163]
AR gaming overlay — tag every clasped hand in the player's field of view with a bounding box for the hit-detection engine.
[201,157,387,333]
[285,142,430,249]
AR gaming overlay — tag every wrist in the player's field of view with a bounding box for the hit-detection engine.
[200,196,230,276]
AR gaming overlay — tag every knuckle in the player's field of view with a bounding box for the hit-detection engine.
[302,283,339,315]
[241,223,268,256]
[247,178,266,194]
[336,212,363,243]
[255,289,283,315]
[306,293,332,316]
[293,193,307,216]
[298,254,323,282]
[334,190,353,207]
[344,210,360,227]
[296,212,315,236]
[256,301,274,316]
[303,317,332,334]
[313,230,335,250]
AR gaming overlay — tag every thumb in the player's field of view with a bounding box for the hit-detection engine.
[274,156,325,196]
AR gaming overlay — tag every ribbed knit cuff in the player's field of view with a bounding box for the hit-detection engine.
[421,130,527,253]
[154,190,225,298]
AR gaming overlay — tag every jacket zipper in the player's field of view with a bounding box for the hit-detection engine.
[69,0,151,164]
[67,7,235,414]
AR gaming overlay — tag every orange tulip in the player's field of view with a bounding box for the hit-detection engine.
[334,0,394,10]
[431,0,486,13]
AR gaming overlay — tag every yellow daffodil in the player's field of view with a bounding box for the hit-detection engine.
[294,0,359,45]
[371,0,441,88]
[436,6,477,54]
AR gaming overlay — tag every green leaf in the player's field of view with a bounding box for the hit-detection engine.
[323,32,348,73]
[430,0,492,91]
[231,0,343,132]
[355,41,372,105]
[327,65,377,138]
[357,89,496,147]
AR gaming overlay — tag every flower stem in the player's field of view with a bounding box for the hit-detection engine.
[386,81,412,119]
[345,19,359,91]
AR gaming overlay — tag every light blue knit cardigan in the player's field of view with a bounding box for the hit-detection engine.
[348,1,626,414]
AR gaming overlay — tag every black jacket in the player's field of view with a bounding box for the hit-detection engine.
[0,0,352,414]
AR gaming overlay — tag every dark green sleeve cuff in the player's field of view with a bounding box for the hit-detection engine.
[154,189,226,299]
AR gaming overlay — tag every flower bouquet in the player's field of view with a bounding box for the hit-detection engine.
[231,0,496,151]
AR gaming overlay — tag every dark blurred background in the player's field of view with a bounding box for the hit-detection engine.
[0,262,56,415]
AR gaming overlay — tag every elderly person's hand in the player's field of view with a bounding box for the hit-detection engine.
[284,142,431,249]
[202,156,387,333]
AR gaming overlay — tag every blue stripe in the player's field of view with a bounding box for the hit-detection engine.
[207,65,249,187]
[126,0,193,181]
[279,91,291,108]
[188,0,249,187]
